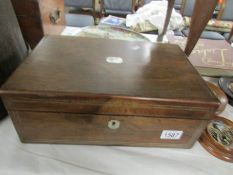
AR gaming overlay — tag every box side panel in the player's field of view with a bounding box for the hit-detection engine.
[9,111,208,148]
[3,95,217,120]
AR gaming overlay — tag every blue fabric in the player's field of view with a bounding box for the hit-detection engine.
[182,29,225,40]
[103,0,133,11]
[65,14,94,27]
[64,0,93,8]
[220,0,233,21]
[183,0,195,17]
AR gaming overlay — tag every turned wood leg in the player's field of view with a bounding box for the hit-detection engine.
[184,0,218,56]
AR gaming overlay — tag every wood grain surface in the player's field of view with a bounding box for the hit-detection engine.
[0,36,220,147]
[206,82,228,114]
[184,0,218,56]
[1,36,218,102]
[10,111,208,148]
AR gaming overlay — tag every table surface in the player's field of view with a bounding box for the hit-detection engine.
[0,27,232,175]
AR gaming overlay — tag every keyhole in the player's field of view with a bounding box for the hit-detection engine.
[108,120,120,130]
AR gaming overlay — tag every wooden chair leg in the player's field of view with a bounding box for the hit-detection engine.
[157,0,175,42]
[180,0,186,16]
[131,0,136,13]
[227,27,233,43]
[216,0,226,20]
[99,0,105,18]
[92,0,97,24]
[184,0,218,56]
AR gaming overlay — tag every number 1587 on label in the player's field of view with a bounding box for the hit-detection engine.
[160,130,183,140]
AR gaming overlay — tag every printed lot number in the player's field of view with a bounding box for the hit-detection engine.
[160,130,183,140]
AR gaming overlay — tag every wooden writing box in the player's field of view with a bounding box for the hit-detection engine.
[0,36,219,148]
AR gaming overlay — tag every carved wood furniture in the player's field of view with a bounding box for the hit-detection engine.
[184,0,218,55]
[157,0,218,51]
[11,0,65,49]
[0,36,219,147]
[180,0,224,41]
[157,0,175,42]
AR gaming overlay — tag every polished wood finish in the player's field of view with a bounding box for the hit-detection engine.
[10,111,208,148]
[0,0,27,119]
[199,116,233,162]
[206,82,228,114]
[157,0,175,42]
[156,0,218,55]
[184,0,218,56]
[0,36,218,103]
[11,0,65,49]
[0,36,219,147]
[2,94,216,119]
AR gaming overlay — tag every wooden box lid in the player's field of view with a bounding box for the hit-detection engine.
[0,36,219,118]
